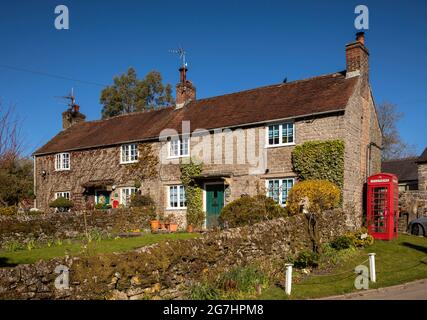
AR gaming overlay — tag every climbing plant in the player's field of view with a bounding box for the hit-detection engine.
[180,158,204,228]
[291,140,345,188]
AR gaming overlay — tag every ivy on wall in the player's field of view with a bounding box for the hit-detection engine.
[291,140,345,188]
[180,158,204,228]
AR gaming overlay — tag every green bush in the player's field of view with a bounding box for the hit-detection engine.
[292,140,344,188]
[292,251,319,269]
[219,265,268,294]
[130,193,155,208]
[189,282,220,300]
[330,235,354,250]
[94,203,112,210]
[348,228,374,247]
[0,206,18,216]
[219,195,287,228]
[286,180,341,215]
[49,197,74,212]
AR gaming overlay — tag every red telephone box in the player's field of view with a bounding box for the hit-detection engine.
[367,173,399,240]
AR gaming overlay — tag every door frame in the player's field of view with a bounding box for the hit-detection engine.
[203,182,225,228]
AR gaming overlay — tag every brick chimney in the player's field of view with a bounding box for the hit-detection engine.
[346,32,369,78]
[175,67,196,109]
[62,104,86,130]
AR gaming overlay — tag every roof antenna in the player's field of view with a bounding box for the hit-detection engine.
[55,88,78,111]
[169,46,187,68]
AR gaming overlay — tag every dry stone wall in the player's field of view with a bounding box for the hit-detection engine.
[0,210,348,300]
[0,209,153,249]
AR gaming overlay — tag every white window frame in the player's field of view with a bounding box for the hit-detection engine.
[120,187,137,206]
[168,136,190,159]
[265,122,295,148]
[167,185,187,209]
[55,191,71,200]
[265,178,295,206]
[55,153,70,171]
[120,144,139,164]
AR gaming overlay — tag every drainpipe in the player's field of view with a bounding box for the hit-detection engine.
[366,142,383,178]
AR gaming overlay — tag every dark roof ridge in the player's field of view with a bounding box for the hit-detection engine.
[191,70,348,105]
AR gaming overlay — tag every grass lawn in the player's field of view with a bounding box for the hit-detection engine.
[259,234,427,300]
[0,232,199,267]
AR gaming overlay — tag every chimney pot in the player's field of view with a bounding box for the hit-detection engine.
[356,31,365,45]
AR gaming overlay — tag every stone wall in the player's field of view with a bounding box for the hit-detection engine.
[418,163,427,191]
[0,210,348,300]
[0,209,153,249]
[398,190,427,232]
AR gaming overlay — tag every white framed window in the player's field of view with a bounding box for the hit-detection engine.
[55,191,70,200]
[55,153,70,171]
[168,185,186,209]
[266,122,295,147]
[169,136,189,158]
[120,144,138,164]
[266,178,295,206]
[120,187,137,206]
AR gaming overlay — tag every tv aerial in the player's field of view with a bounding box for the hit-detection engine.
[55,88,77,110]
[169,46,187,68]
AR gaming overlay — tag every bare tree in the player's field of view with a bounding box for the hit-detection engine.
[0,101,22,167]
[377,102,417,160]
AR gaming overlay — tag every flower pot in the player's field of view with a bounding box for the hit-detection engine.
[150,220,160,231]
[187,224,194,233]
[169,223,178,232]
[164,222,171,230]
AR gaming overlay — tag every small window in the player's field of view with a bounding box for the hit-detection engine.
[121,187,137,206]
[55,153,70,171]
[121,144,138,164]
[168,185,186,209]
[55,191,70,200]
[169,137,189,158]
[267,123,294,146]
[266,178,295,206]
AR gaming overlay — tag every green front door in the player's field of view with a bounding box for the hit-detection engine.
[206,184,224,228]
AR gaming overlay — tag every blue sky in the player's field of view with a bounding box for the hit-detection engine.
[0,0,426,155]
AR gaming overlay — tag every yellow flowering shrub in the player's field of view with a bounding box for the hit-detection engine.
[287,180,341,215]
[0,206,18,216]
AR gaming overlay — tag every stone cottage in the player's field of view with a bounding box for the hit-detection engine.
[33,32,382,229]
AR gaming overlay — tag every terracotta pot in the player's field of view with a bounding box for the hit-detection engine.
[169,223,178,232]
[164,222,171,230]
[159,222,165,229]
[187,224,194,233]
[150,220,160,230]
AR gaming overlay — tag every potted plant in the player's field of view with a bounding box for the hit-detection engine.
[187,224,194,233]
[150,219,160,231]
[169,222,178,232]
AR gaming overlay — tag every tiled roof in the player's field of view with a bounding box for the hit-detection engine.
[381,158,419,182]
[417,148,427,163]
[34,71,358,155]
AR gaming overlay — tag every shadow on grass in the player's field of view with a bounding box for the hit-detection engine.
[400,242,427,255]
[0,257,18,268]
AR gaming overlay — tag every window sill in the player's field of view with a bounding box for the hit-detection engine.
[265,143,295,149]
[55,168,70,172]
[166,207,187,211]
[120,160,139,165]
[167,155,190,160]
